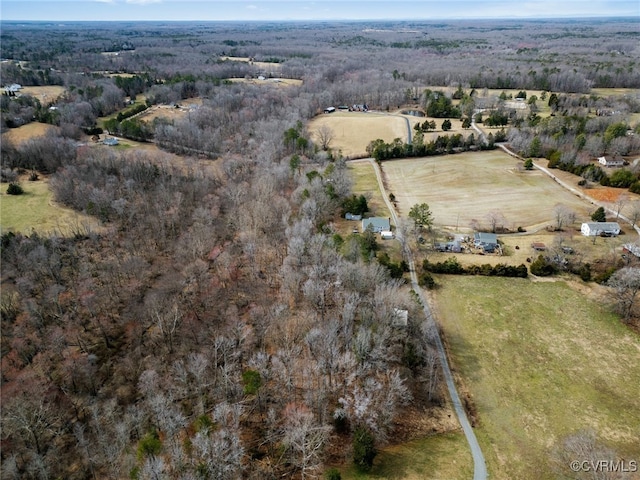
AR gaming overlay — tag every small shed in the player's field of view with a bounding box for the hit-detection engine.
[362,217,390,233]
[103,137,119,146]
[380,231,394,240]
[581,222,620,237]
[324,106,336,114]
[345,212,362,221]
[531,242,546,251]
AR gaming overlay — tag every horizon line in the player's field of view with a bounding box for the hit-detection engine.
[2,15,639,22]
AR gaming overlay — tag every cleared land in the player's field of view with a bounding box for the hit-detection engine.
[434,276,640,480]
[0,177,100,236]
[309,112,409,158]
[224,77,302,87]
[219,55,283,72]
[2,122,59,144]
[382,151,596,232]
[340,432,472,480]
[136,97,203,124]
[19,85,65,104]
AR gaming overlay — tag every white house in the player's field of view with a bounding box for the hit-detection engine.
[581,222,620,237]
[598,156,624,168]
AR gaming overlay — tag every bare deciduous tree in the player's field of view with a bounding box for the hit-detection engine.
[607,267,640,324]
[552,204,576,231]
[315,124,334,151]
[282,403,331,479]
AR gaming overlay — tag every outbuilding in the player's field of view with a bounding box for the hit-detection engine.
[323,106,336,114]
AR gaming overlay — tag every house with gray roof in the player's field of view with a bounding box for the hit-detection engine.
[362,217,390,233]
[581,222,620,237]
[474,232,498,252]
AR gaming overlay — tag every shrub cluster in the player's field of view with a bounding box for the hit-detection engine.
[423,257,528,277]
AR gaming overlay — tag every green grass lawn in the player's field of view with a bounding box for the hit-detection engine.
[1,179,98,236]
[348,161,391,220]
[339,432,473,480]
[435,276,640,480]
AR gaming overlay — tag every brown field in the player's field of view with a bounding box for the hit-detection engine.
[219,56,283,71]
[136,98,203,124]
[1,122,59,145]
[224,77,303,87]
[308,111,410,158]
[381,151,598,232]
[309,110,476,159]
[19,85,65,104]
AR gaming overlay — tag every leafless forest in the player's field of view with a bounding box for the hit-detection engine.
[1,18,639,479]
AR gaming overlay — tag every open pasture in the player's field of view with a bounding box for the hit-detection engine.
[309,111,409,158]
[136,97,202,124]
[219,55,283,72]
[1,122,59,145]
[381,151,597,232]
[224,77,303,87]
[0,176,100,236]
[19,85,65,104]
[435,276,640,480]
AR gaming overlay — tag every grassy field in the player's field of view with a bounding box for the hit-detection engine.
[136,97,202,124]
[224,77,303,87]
[381,151,597,231]
[309,112,410,158]
[19,85,65,104]
[434,276,640,480]
[338,432,473,480]
[1,122,59,145]
[0,177,100,236]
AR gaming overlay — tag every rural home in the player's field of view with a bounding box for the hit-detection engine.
[474,232,498,252]
[362,217,390,233]
[581,222,621,237]
[598,156,624,168]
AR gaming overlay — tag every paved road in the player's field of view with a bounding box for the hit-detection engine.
[368,158,488,480]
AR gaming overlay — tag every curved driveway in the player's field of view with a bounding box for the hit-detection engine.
[368,158,488,480]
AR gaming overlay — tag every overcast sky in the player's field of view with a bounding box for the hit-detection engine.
[1,0,638,22]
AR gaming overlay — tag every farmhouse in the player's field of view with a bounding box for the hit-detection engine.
[362,217,390,233]
[598,156,624,168]
[581,222,620,237]
[474,232,498,252]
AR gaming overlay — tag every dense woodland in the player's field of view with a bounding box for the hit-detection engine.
[1,18,640,479]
